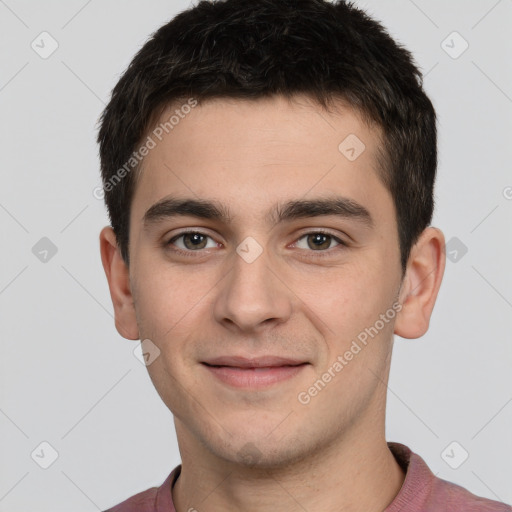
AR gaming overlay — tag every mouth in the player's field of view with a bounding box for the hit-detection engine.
[201,356,309,389]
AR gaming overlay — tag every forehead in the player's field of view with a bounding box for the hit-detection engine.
[130,95,391,227]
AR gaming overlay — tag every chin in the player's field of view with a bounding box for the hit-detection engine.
[209,431,311,470]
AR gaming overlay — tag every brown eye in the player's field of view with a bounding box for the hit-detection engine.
[182,232,208,250]
[307,233,332,250]
[295,232,342,251]
[168,231,216,251]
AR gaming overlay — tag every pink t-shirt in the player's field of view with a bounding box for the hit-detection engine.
[104,442,511,511]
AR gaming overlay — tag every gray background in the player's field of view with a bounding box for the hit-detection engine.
[1,0,511,510]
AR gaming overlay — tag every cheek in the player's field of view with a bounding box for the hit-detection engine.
[302,265,375,320]
[133,260,207,335]
[132,262,213,383]
[300,262,397,350]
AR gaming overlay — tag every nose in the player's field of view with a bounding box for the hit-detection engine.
[212,243,293,333]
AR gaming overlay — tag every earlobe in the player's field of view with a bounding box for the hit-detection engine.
[394,227,446,339]
[99,226,140,340]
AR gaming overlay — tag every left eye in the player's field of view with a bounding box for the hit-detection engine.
[294,232,343,251]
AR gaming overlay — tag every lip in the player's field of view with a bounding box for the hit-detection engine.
[202,356,308,389]
[203,355,307,368]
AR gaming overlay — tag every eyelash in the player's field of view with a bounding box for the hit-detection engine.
[165,229,348,259]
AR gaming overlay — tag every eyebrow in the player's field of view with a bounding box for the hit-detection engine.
[142,196,374,229]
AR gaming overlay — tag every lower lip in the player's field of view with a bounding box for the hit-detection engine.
[203,364,307,389]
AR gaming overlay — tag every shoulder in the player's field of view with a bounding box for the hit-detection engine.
[102,466,180,512]
[103,486,159,512]
[387,442,511,512]
[429,476,512,511]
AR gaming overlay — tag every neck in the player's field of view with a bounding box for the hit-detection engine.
[172,422,405,512]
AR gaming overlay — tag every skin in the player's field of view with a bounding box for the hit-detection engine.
[100,95,445,512]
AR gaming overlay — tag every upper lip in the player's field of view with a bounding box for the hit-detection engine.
[202,356,307,368]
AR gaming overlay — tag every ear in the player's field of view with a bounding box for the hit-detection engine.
[99,226,139,340]
[394,227,446,339]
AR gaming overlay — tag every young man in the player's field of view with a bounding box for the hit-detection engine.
[98,0,511,510]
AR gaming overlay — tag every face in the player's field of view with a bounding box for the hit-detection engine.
[126,95,404,467]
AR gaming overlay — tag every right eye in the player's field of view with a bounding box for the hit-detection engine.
[166,231,220,254]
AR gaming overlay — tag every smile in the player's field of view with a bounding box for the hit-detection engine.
[201,356,309,389]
